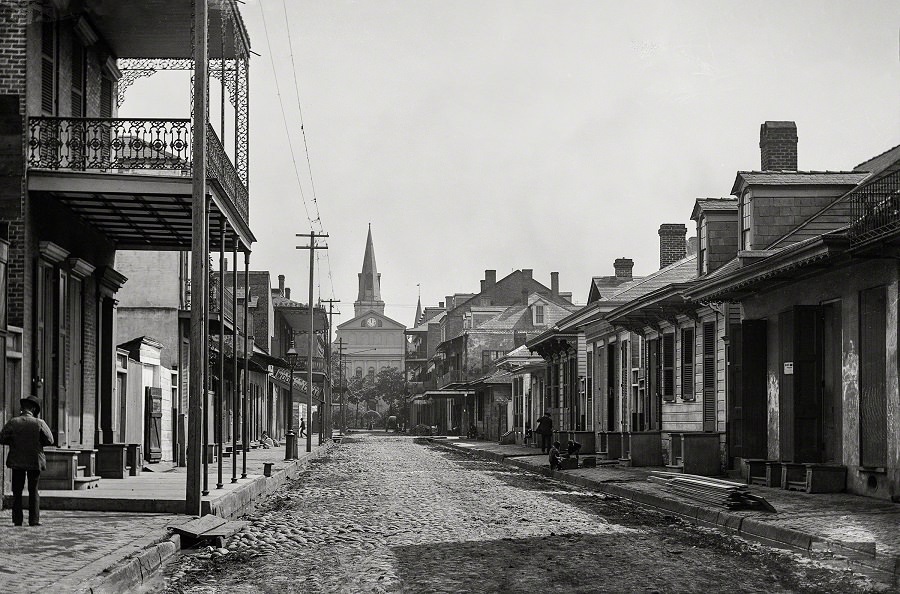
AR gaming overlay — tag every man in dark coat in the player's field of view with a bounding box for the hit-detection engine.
[535,411,553,454]
[0,395,54,526]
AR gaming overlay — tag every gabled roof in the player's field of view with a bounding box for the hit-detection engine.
[588,276,639,303]
[731,171,868,195]
[691,197,737,220]
[605,256,697,303]
[336,308,405,330]
[853,143,900,178]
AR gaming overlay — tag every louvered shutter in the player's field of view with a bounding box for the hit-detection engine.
[662,333,674,401]
[680,327,695,401]
[702,321,716,432]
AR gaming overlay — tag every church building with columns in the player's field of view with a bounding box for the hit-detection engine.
[336,226,406,394]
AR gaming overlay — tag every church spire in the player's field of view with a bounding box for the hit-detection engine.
[355,224,385,317]
[414,286,422,327]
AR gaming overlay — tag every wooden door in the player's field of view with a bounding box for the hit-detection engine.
[793,306,821,463]
[729,320,768,460]
[859,286,887,468]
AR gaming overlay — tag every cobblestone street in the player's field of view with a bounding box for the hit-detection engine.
[160,435,885,593]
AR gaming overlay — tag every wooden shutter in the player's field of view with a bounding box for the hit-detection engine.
[71,39,85,117]
[647,338,659,430]
[702,321,716,432]
[859,286,887,468]
[680,327,695,401]
[662,333,674,401]
[41,19,56,114]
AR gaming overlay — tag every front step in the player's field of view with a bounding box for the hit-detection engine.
[74,476,101,490]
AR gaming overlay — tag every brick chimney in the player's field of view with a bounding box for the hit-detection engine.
[278,274,285,296]
[550,272,559,297]
[285,287,291,300]
[521,269,532,280]
[759,121,797,171]
[484,269,496,289]
[659,224,687,269]
[613,258,633,279]
[438,301,444,308]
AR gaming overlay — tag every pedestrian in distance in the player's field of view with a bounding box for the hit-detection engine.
[0,395,54,526]
[298,418,306,438]
[548,441,561,471]
[536,411,553,453]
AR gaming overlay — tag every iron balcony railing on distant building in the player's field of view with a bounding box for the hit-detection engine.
[849,169,900,247]
[438,369,467,388]
[27,117,249,224]
[406,346,427,361]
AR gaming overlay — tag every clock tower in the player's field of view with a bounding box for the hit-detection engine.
[355,224,386,317]
[336,226,406,420]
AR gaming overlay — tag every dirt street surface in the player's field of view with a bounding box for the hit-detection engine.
[159,434,885,593]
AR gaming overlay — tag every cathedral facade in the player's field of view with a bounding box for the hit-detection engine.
[336,226,406,392]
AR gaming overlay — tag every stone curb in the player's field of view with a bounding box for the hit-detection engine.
[77,441,338,594]
[429,440,900,578]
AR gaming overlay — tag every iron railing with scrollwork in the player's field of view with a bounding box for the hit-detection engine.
[27,116,249,225]
[849,169,900,246]
[28,117,191,172]
[205,123,249,222]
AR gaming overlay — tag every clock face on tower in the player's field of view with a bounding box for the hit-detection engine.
[365,317,378,328]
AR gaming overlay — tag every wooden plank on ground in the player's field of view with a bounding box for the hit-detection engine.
[201,520,249,538]
[170,514,228,538]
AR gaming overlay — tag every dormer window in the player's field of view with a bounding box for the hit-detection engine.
[533,304,545,325]
[740,191,752,250]
[698,218,708,275]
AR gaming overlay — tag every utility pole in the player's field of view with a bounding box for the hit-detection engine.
[297,232,328,453]
[336,338,347,435]
[321,299,340,441]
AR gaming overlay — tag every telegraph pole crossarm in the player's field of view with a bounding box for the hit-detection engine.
[297,232,328,453]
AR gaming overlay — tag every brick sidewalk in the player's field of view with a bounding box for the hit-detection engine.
[0,439,335,592]
[0,511,177,593]
[436,439,900,577]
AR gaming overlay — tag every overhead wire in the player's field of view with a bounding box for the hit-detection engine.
[257,0,315,230]
[281,0,338,303]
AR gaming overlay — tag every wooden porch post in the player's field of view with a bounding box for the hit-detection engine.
[231,237,238,483]
[186,0,208,517]
[242,248,250,479]
[217,220,225,489]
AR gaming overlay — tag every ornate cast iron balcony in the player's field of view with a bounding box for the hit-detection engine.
[27,116,249,224]
[849,169,900,247]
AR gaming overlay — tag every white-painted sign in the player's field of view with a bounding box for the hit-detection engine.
[783,362,794,375]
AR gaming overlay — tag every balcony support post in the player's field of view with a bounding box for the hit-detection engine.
[217,218,225,489]
[186,0,209,517]
[242,247,250,479]
[231,235,238,484]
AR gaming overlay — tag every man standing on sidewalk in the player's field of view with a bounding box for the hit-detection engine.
[0,395,54,526]
[536,411,553,454]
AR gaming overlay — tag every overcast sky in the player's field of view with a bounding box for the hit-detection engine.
[123,0,900,330]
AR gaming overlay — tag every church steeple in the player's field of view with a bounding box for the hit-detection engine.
[413,290,422,327]
[355,224,385,317]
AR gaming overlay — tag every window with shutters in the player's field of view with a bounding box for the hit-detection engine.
[702,321,716,431]
[662,333,674,401]
[680,327,695,401]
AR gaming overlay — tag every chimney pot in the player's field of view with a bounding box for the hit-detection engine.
[613,258,634,279]
[278,274,285,295]
[550,271,559,297]
[658,224,688,269]
[759,121,798,171]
